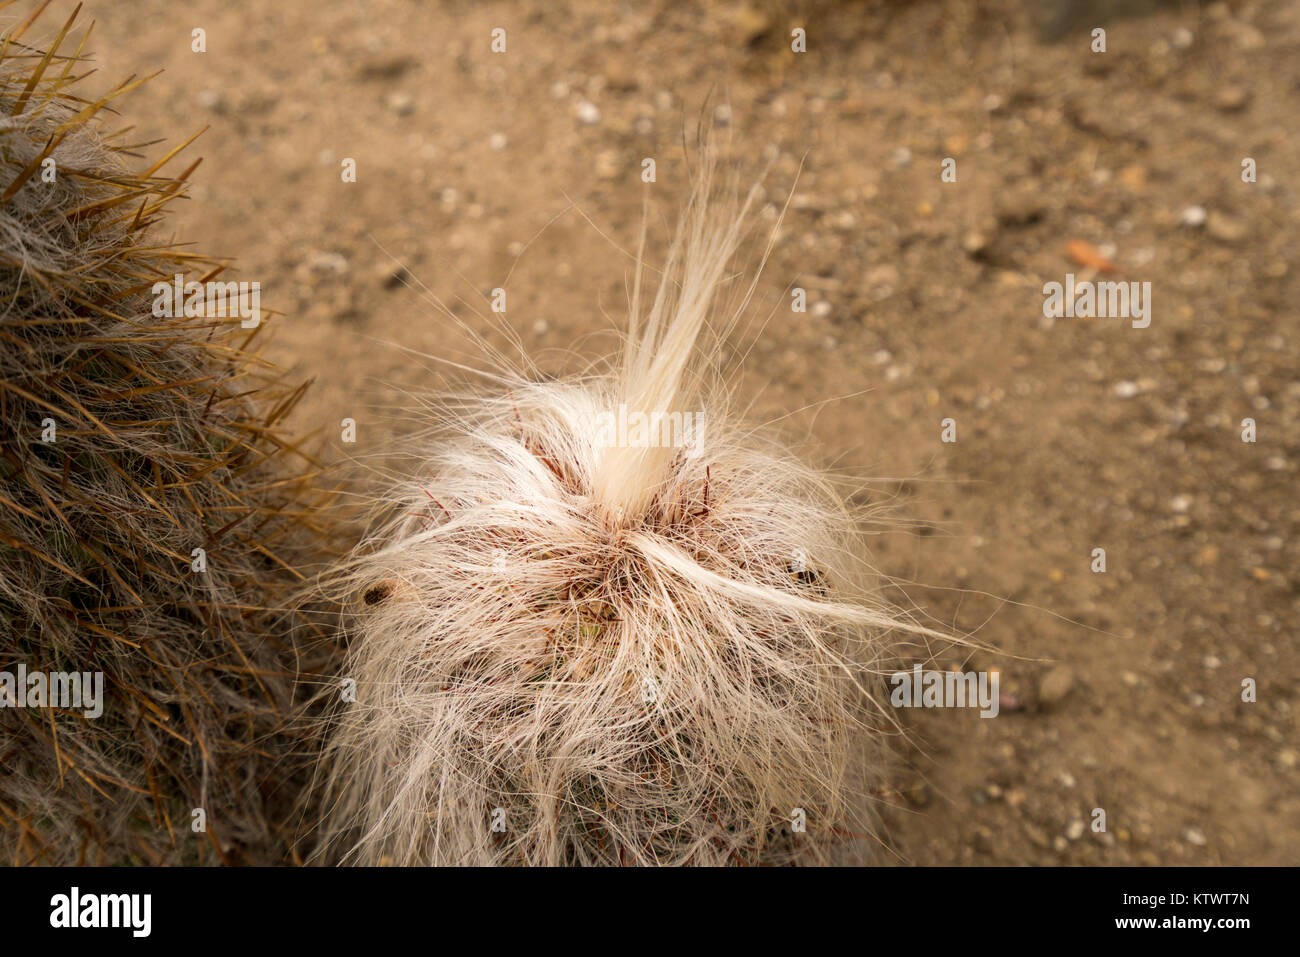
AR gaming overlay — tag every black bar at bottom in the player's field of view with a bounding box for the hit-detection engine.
[3,865,1281,944]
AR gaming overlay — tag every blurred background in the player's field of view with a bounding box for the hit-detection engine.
[76,0,1297,863]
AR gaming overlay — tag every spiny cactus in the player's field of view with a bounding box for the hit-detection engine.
[0,4,330,865]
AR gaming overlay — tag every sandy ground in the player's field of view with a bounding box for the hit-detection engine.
[66,0,1299,864]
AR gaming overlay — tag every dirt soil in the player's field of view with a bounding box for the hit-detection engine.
[76,0,1297,864]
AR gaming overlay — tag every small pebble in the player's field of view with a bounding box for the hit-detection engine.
[387,92,414,116]
[1206,211,1247,244]
[375,262,410,289]
[1214,86,1250,112]
[595,150,620,179]
[197,89,224,111]
[1039,666,1075,706]
[309,250,348,274]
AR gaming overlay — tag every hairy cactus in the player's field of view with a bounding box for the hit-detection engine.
[312,156,926,865]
